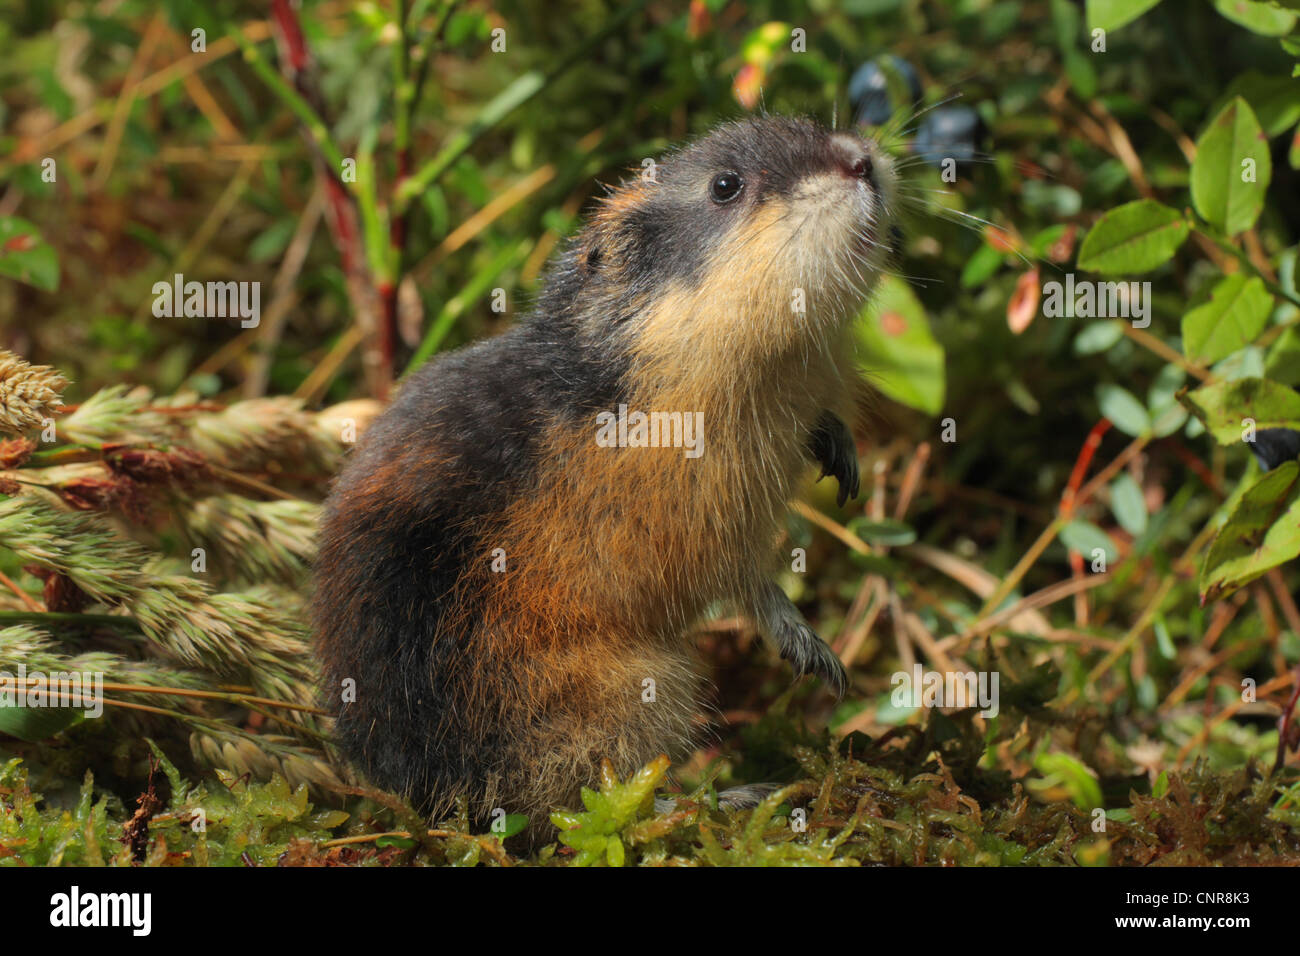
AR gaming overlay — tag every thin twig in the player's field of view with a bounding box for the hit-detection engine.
[0,570,43,613]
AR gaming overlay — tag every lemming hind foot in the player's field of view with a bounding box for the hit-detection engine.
[754,580,848,696]
[654,783,781,814]
[806,409,860,507]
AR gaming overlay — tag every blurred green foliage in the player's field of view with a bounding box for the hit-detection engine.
[3,0,1300,864]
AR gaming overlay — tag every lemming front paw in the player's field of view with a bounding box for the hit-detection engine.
[807,410,860,508]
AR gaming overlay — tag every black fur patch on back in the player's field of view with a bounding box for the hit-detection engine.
[313,313,631,808]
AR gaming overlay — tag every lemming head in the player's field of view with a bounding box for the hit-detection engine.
[566,115,898,363]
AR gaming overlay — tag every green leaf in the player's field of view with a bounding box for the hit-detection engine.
[1050,0,1097,97]
[1029,225,1068,257]
[1213,344,1267,380]
[1077,199,1189,274]
[1200,461,1300,601]
[445,10,489,45]
[1213,0,1297,35]
[0,704,83,742]
[0,217,60,292]
[1181,377,1300,444]
[247,219,296,264]
[1152,770,1170,798]
[498,813,529,838]
[1060,519,1118,565]
[1032,752,1103,810]
[1073,320,1125,355]
[1216,72,1300,138]
[1265,327,1300,385]
[1110,473,1148,535]
[1150,402,1189,438]
[741,21,792,66]
[1096,382,1151,436]
[606,836,626,866]
[1062,49,1097,100]
[1191,97,1272,235]
[1153,616,1176,658]
[1148,363,1189,437]
[1181,274,1274,364]
[856,275,946,416]
[847,518,917,547]
[960,243,1003,288]
[1086,0,1162,31]
[874,692,918,726]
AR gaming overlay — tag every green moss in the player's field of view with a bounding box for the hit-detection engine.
[10,723,1297,867]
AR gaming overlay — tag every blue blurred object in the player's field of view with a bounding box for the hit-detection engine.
[849,56,921,127]
[1248,383,1300,471]
[912,105,984,168]
[1251,428,1300,472]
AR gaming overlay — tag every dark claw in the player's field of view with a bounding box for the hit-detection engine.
[776,619,848,698]
[807,410,859,508]
[759,580,849,698]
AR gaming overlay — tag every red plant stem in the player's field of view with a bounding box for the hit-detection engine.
[268,0,391,399]
[1059,418,1114,626]
[1166,439,1222,495]
[1060,418,1113,519]
[377,279,397,388]
[270,0,309,73]
[382,146,409,376]
[1275,663,1300,774]
[321,175,359,276]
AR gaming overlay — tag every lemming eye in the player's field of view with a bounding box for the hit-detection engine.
[709,172,744,203]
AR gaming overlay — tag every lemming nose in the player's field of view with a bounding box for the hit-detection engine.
[831,134,874,185]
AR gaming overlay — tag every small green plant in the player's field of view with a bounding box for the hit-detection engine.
[550,755,670,867]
